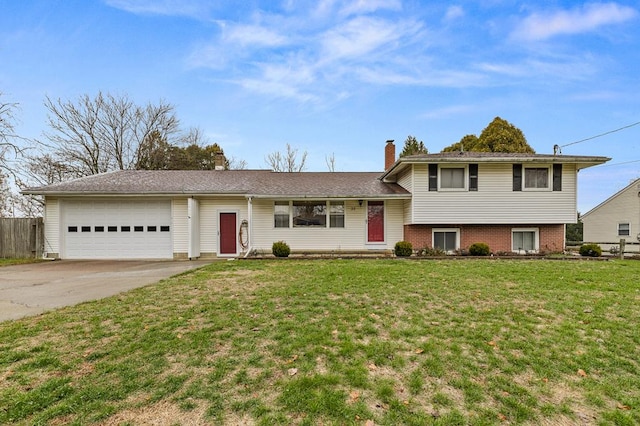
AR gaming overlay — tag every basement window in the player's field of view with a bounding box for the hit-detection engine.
[512,228,539,253]
[433,228,459,253]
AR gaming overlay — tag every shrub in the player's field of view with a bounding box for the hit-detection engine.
[468,242,491,256]
[579,243,602,257]
[272,241,291,258]
[394,241,413,257]
[417,246,446,257]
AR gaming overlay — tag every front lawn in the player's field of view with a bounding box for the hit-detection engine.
[1,259,639,425]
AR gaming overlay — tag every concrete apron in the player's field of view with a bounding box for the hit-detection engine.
[0,260,212,322]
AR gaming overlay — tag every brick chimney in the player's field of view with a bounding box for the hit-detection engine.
[384,140,395,170]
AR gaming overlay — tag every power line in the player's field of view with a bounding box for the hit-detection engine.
[594,158,640,168]
[560,120,640,148]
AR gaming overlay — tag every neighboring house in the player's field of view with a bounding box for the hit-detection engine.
[582,178,640,253]
[24,142,609,259]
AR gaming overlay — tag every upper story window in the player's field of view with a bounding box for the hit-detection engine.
[440,167,465,189]
[618,222,630,236]
[429,164,478,191]
[524,168,549,189]
[513,164,562,192]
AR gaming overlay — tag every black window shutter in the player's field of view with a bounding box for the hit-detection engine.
[469,164,478,191]
[553,164,562,191]
[513,164,522,191]
[429,164,438,191]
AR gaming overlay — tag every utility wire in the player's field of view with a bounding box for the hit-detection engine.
[594,159,640,168]
[560,120,640,148]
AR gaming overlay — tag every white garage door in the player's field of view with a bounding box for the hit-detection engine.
[62,199,172,259]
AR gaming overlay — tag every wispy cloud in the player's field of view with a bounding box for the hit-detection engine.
[444,5,464,22]
[224,25,290,47]
[320,16,420,62]
[104,0,215,19]
[338,0,402,18]
[512,2,638,41]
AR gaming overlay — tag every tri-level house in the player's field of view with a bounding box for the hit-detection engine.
[24,141,609,259]
[381,142,609,254]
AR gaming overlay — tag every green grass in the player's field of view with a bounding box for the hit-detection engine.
[1,259,639,425]
[0,258,43,267]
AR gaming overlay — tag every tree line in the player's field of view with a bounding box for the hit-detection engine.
[1,90,535,217]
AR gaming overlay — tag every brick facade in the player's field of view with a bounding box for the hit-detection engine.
[403,224,565,254]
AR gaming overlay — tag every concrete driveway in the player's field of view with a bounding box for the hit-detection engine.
[0,260,212,322]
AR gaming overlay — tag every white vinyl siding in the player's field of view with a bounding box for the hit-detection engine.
[411,163,578,224]
[44,197,60,257]
[198,198,248,254]
[251,199,403,251]
[397,167,414,223]
[583,180,640,252]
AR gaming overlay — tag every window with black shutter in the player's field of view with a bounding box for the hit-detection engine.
[553,164,562,191]
[469,164,478,191]
[428,164,438,191]
[513,164,522,191]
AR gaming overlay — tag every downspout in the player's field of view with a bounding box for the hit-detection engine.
[244,196,254,258]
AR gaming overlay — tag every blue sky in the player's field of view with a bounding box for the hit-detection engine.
[1,0,639,212]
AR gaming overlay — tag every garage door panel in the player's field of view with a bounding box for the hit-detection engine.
[62,200,172,259]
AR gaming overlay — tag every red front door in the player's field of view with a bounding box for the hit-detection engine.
[219,212,237,255]
[367,201,384,243]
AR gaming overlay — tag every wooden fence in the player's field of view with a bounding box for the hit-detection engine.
[0,217,44,258]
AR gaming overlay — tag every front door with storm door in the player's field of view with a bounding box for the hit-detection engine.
[219,212,237,256]
[367,201,385,243]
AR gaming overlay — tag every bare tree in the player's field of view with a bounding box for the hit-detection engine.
[0,92,22,174]
[227,156,248,170]
[266,143,308,172]
[40,92,180,177]
[325,152,337,172]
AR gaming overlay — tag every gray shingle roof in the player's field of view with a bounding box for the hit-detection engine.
[381,152,610,180]
[23,170,411,198]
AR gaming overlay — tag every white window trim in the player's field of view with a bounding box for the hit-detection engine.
[438,165,468,191]
[273,200,346,229]
[618,222,631,237]
[273,201,291,229]
[512,227,539,254]
[432,228,460,253]
[523,166,551,192]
